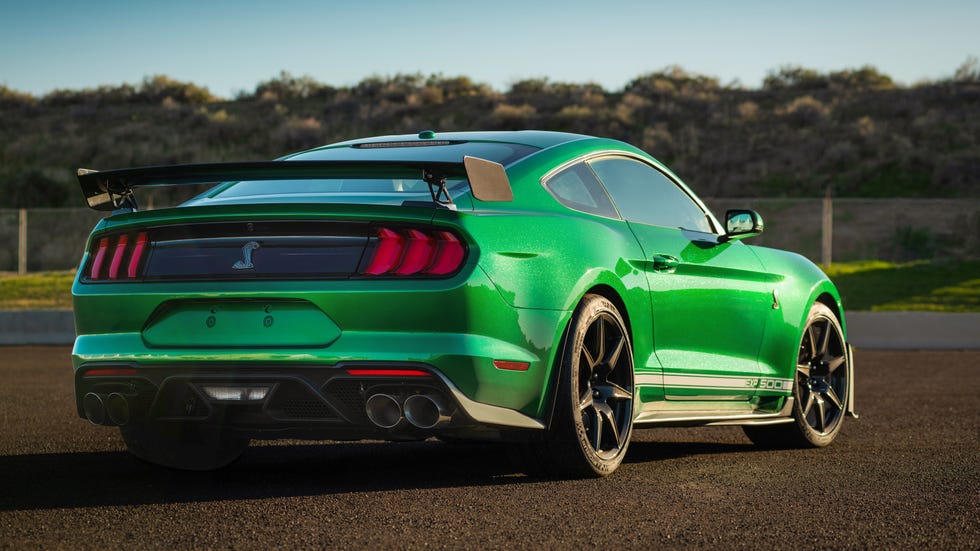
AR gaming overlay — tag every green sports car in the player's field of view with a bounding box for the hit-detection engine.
[72,130,856,476]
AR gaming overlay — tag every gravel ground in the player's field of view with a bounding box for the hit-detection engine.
[1,347,977,549]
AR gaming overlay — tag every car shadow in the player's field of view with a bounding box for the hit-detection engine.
[0,437,760,512]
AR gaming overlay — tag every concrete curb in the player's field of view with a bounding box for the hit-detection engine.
[1,310,978,349]
[845,311,980,350]
[0,310,75,345]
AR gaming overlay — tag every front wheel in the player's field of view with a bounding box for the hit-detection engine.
[513,294,635,477]
[744,302,849,448]
[121,422,250,470]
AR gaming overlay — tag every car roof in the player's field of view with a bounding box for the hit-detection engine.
[283,130,593,166]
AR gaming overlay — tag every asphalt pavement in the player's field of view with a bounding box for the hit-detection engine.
[0,347,977,549]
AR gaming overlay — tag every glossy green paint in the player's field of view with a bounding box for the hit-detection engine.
[72,131,847,429]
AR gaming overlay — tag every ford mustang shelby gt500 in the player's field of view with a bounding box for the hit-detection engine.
[72,130,855,476]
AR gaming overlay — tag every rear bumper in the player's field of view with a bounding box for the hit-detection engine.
[74,361,544,439]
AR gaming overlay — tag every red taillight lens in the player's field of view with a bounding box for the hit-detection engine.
[87,232,149,280]
[395,229,436,275]
[361,227,465,277]
[89,237,110,280]
[127,232,148,278]
[425,231,465,275]
[107,234,129,279]
[364,228,405,275]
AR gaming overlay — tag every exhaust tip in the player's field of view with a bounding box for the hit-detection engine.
[365,394,402,429]
[106,392,130,426]
[83,392,106,425]
[404,394,451,429]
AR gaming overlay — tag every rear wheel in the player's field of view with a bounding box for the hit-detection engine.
[744,302,849,448]
[514,294,634,477]
[121,422,249,471]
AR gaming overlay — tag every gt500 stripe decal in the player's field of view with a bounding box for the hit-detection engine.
[634,373,793,392]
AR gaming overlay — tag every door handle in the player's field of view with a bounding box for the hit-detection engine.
[652,254,679,273]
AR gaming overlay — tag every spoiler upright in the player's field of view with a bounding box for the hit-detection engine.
[76,156,513,212]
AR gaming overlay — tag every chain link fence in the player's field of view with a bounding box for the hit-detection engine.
[2,199,978,272]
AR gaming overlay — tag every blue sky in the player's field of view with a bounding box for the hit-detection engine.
[1,0,977,97]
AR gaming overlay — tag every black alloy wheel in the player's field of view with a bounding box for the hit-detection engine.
[576,309,634,460]
[513,294,634,477]
[744,302,849,448]
[796,306,848,437]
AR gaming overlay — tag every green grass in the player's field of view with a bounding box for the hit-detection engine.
[826,259,980,312]
[0,271,74,310]
[1,260,978,312]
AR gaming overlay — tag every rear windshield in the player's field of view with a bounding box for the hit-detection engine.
[213,178,467,199]
[189,141,537,206]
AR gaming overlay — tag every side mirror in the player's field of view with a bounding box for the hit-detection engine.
[723,209,764,241]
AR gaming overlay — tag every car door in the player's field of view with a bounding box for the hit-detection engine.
[589,156,773,401]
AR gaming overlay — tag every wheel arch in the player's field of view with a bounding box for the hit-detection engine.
[582,283,633,344]
[539,278,642,428]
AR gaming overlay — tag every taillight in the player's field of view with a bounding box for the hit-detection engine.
[87,232,149,280]
[89,238,110,280]
[364,228,405,275]
[361,227,466,277]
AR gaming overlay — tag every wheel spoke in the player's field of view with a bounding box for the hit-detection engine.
[797,363,811,378]
[578,390,593,412]
[589,405,603,451]
[815,396,826,432]
[595,401,620,448]
[817,320,831,357]
[601,382,633,402]
[605,335,625,370]
[803,391,814,416]
[594,318,606,365]
[824,386,843,410]
[581,346,596,371]
[826,354,846,373]
[806,325,818,358]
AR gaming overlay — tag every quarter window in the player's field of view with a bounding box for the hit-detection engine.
[589,157,712,232]
[543,163,619,219]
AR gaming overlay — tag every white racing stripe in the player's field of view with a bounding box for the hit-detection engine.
[634,372,793,392]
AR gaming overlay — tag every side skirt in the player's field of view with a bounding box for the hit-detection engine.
[633,397,795,428]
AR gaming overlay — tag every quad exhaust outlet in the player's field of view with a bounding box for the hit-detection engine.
[365,392,453,430]
[83,392,134,426]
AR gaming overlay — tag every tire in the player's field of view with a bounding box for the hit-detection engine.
[513,294,635,477]
[744,302,849,448]
[121,422,250,471]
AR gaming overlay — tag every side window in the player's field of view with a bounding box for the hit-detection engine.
[589,157,712,233]
[543,162,620,219]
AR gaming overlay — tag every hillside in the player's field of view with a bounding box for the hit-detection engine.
[2,63,979,208]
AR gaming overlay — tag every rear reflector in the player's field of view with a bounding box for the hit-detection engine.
[345,368,431,377]
[493,360,530,371]
[84,367,138,377]
[361,227,465,277]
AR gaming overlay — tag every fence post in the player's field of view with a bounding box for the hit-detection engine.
[18,208,28,275]
[821,187,833,267]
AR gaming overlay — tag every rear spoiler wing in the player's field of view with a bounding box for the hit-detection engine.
[76,156,513,212]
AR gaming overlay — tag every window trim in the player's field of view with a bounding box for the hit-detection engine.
[540,159,622,221]
[540,151,722,234]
